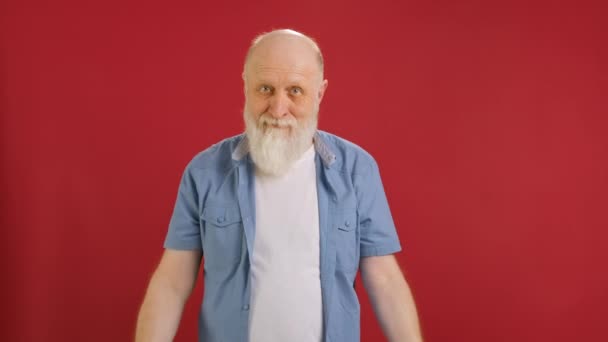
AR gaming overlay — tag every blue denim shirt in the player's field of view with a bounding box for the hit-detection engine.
[164,130,401,342]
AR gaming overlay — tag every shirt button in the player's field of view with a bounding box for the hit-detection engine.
[345,221,350,227]
[242,304,250,310]
[217,217,225,223]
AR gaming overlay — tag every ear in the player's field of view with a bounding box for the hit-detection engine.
[242,72,247,94]
[317,79,328,103]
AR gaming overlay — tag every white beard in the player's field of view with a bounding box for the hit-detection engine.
[244,110,318,177]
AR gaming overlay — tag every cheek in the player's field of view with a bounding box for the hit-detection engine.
[292,98,316,118]
[254,101,270,115]
[245,95,266,112]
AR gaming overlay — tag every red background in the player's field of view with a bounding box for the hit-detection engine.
[2,0,607,341]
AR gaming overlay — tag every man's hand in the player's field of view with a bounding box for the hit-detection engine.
[360,254,423,342]
[135,249,202,342]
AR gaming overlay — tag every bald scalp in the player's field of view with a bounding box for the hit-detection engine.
[243,29,325,79]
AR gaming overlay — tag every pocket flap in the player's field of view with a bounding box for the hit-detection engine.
[336,210,357,232]
[201,205,242,227]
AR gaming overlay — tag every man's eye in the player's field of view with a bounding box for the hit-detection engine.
[259,86,271,93]
[290,87,303,95]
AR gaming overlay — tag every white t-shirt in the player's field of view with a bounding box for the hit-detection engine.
[248,145,322,342]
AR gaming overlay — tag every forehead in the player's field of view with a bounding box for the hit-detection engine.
[245,34,321,83]
[249,65,315,85]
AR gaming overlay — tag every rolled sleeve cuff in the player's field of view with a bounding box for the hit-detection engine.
[163,238,203,251]
[360,241,402,257]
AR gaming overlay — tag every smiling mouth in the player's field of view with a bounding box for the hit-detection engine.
[264,123,289,130]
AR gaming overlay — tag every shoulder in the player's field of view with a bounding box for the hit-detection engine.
[186,133,244,172]
[316,130,378,176]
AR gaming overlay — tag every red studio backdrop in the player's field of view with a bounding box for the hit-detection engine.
[1,0,607,341]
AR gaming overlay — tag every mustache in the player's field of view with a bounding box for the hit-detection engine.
[258,114,297,128]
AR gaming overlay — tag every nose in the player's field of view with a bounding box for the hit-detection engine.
[267,92,289,119]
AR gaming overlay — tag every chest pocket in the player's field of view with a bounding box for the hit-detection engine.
[200,204,244,270]
[334,209,359,272]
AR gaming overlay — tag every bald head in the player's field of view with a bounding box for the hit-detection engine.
[243,29,324,80]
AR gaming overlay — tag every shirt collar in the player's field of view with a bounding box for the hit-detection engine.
[231,131,337,168]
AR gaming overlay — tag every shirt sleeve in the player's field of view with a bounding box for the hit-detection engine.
[163,163,203,251]
[355,158,402,257]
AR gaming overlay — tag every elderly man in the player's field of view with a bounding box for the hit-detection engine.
[136,29,422,342]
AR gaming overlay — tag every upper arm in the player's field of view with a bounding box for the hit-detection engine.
[354,159,402,257]
[164,163,204,251]
[154,249,202,297]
